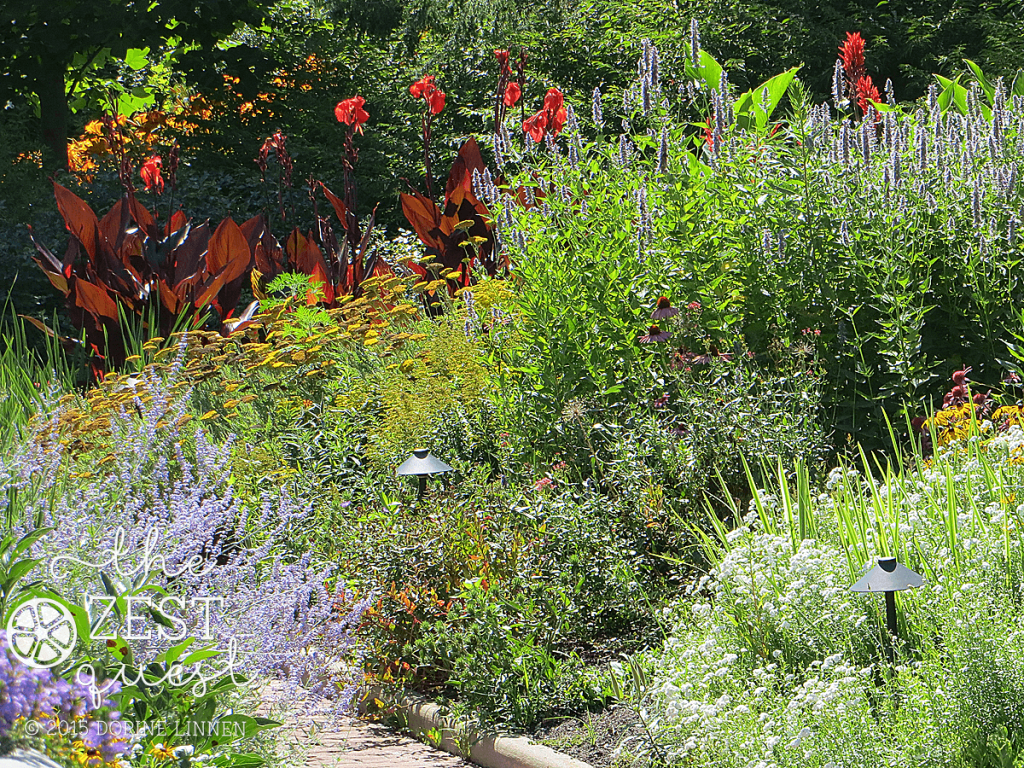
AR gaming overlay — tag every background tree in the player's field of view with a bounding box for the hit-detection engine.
[0,0,276,170]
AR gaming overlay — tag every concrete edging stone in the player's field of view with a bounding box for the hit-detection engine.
[0,750,61,767]
[360,690,597,768]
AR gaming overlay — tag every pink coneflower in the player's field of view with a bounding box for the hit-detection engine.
[651,296,679,321]
[692,344,732,365]
[639,324,672,343]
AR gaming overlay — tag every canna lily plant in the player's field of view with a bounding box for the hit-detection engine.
[400,137,503,299]
[29,183,257,376]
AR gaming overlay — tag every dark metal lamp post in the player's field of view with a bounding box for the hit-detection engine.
[850,556,924,652]
[397,448,453,500]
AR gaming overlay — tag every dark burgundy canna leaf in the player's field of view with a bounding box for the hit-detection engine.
[53,183,104,263]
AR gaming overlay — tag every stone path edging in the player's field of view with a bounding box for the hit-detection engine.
[361,690,596,768]
[0,749,61,767]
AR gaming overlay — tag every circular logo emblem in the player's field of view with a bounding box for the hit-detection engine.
[6,598,77,668]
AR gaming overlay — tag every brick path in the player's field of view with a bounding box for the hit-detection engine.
[270,712,468,767]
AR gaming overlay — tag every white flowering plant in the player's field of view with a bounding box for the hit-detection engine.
[641,435,1024,767]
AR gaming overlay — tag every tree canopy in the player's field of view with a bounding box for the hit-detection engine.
[0,0,276,169]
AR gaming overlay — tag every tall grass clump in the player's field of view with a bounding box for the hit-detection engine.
[0,298,79,451]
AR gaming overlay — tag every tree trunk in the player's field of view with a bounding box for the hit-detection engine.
[37,61,69,172]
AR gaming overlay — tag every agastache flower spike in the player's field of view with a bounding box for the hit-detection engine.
[840,122,852,167]
[860,121,872,166]
[690,19,700,64]
[973,176,983,227]
[658,126,670,174]
[592,87,603,128]
[832,60,845,105]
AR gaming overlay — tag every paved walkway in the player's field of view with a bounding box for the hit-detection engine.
[271,712,468,767]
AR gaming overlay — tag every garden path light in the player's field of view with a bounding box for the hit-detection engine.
[397,448,453,500]
[850,556,924,649]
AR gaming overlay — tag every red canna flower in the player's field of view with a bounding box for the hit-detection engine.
[335,96,369,133]
[140,155,163,194]
[409,75,436,100]
[543,87,564,114]
[839,32,867,83]
[503,81,522,107]
[855,75,881,116]
[426,88,446,115]
[550,106,567,136]
[523,112,548,143]
[702,117,715,152]
[494,49,511,74]
[522,87,568,143]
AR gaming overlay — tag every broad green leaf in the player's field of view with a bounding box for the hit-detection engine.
[156,637,196,666]
[935,74,968,115]
[1012,69,1024,97]
[123,47,150,71]
[213,714,281,743]
[964,59,995,104]
[734,66,801,132]
[685,50,724,93]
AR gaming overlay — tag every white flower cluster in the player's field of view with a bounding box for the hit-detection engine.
[645,440,1024,765]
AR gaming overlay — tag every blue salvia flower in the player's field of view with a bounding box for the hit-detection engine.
[928,83,939,117]
[840,220,850,247]
[690,19,700,64]
[885,78,895,106]
[592,87,603,128]
[658,126,670,174]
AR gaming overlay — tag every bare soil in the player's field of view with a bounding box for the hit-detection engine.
[533,705,649,768]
